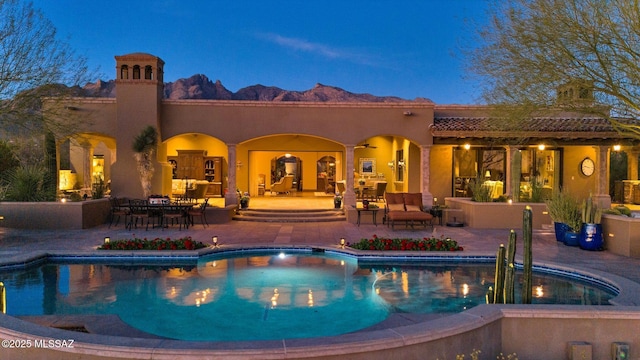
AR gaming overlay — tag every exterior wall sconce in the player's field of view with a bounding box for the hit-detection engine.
[397,159,405,168]
[236,161,243,168]
[463,144,471,150]
[613,144,621,151]
[403,110,413,116]
[387,160,395,169]
[538,144,546,151]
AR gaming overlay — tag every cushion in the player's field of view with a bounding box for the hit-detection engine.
[403,193,423,207]
[388,203,405,211]
[385,192,404,205]
[405,204,422,212]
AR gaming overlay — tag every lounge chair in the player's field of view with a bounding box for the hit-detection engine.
[384,192,433,230]
[270,175,294,195]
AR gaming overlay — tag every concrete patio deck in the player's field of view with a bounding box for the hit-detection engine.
[1,196,640,359]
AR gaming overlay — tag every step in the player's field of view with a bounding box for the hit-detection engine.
[233,209,346,223]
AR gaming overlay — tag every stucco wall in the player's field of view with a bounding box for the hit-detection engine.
[445,198,551,229]
[0,199,111,229]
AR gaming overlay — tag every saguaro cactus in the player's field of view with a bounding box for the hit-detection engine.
[493,244,506,304]
[504,230,517,304]
[522,206,533,304]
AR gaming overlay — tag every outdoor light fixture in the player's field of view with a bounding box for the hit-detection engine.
[388,160,395,169]
[104,237,110,245]
[434,197,438,205]
[212,236,218,248]
[397,159,405,168]
[463,143,471,150]
[538,144,546,150]
[613,144,621,151]
[340,238,345,249]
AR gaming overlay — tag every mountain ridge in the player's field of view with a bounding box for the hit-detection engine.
[81,74,432,103]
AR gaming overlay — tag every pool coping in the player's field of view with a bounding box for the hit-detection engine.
[1,244,640,358]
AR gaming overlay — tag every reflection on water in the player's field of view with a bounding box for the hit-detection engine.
[0,253,614,341]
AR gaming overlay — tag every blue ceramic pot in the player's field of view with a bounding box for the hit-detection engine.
[554,222,571,242]
[564,231,579,247]
[579,223,604,251]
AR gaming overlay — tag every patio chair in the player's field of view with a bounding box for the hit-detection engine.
[109,197,130,228]
[187,198,209,228]
[372,181,387,202]
[162,203,187,230]
[128,199,159,230]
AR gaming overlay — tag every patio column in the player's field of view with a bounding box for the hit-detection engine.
[505,146,518,198]
[225,144,238,207]
[594,145,611,209]
[344,145,356,209]
[420,145,433,207]
[627,147,639,180]
[81,143,93,197]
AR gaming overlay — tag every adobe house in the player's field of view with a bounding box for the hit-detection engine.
[46,53,639,224]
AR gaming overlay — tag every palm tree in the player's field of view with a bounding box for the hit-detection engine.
[132,126,158,198]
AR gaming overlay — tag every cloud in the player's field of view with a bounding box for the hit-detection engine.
[257,32,379,66]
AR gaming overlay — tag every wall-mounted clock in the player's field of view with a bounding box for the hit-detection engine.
[580,157,595,177]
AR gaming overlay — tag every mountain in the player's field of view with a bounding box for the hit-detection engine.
[82,75,432,103]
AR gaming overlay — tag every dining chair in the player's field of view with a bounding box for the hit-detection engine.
[128,199,157,230]
[162,203,187,230]
[109,197,130,228]
[187,198,209,228]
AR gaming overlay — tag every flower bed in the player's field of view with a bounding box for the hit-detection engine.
[98,236,207,250]
[348,235,463,251]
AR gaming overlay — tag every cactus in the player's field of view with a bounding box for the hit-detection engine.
[581,196,601,224]
[493,244,506,304]
[521,206,533,304]
[504,230,517,304]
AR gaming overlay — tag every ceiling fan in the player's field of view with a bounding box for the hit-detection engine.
[355,141,377,149]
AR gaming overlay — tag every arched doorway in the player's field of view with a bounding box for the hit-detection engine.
[272,154,301,192]
[316,156,336,193]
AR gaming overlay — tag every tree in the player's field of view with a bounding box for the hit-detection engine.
[132,126,158,198]
[469,0,640,138]
[0,0,92,138]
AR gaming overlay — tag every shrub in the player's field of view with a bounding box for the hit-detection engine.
[348,235,463,251]
[4,164,55,201]
[98,236,207,251]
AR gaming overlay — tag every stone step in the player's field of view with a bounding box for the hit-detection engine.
[233,209,346,223]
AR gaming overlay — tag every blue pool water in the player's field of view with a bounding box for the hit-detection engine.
[1,251,615,341]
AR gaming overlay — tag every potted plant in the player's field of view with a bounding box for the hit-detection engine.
[563,206,582,247]
[334,193,342,208]
[239,191,250,209]
[579,197,604,250]
[545,190,580,242]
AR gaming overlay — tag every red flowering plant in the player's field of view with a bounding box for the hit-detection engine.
[98,236,207,251]
[347,235,463,251]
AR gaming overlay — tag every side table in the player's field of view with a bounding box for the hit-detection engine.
[355,207,379,226]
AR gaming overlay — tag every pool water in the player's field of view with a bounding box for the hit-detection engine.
[1,252,615,341]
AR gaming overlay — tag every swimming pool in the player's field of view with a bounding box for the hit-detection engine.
[1,249,616,341]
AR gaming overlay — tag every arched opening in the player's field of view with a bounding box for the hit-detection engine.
[317,155,336,193]
[120,65,128,80]
[144,65,153,80]
[133,65,140,79]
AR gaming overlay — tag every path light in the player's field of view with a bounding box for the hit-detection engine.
[340,238,345,249]
[104,237,110,245]
[212,236,218,248]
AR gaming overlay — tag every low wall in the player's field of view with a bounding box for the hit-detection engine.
[602,214,640,258]
[444,198,551,229]
[0,199,111,229]
[1,305,638,360]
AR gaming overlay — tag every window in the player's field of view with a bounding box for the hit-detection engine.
[145,66,153,80]
[133,65,140,79]
[120,65,128,80]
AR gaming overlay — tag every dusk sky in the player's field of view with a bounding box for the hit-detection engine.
[32,1,489,104]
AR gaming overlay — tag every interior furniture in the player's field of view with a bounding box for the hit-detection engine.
[372,181,387,201]
[171,179,196,198]
[335,181,346,195]
[167,150,226,197]
[384,192,433,230]
[271,175,294,195]
[186,181,209,202]
[258,174,266,196]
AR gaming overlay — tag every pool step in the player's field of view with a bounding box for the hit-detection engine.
[233,209,346,223]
